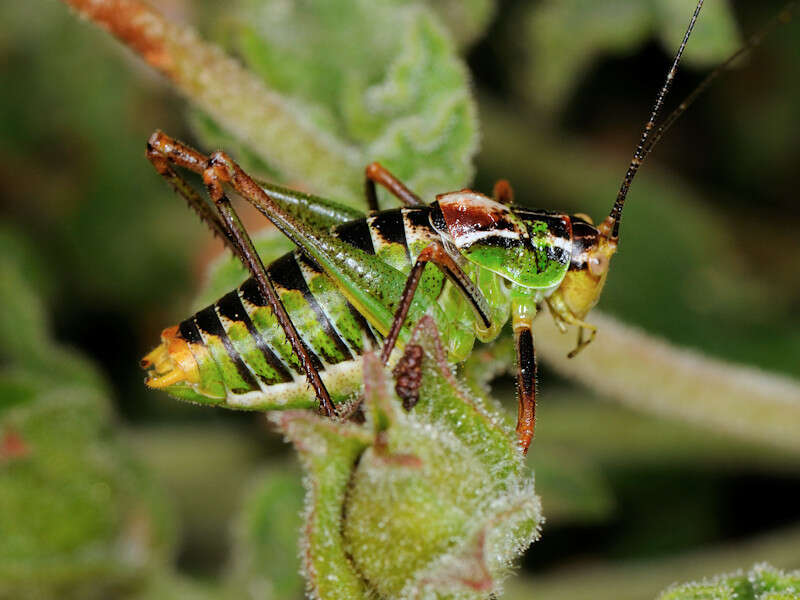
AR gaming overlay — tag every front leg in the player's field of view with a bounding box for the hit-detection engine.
[546,294,598,358]
[512,296,538,455]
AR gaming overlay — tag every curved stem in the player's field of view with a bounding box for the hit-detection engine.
[536,310,800,454]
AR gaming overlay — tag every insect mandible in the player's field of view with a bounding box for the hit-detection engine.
[141,0,736,454]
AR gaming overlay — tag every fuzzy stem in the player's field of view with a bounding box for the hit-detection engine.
[536,310,800,454]
[61,0,361,197]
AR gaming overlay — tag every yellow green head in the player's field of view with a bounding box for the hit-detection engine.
[552,214,618,320]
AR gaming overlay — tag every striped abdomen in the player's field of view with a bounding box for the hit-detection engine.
[145,207,474,409]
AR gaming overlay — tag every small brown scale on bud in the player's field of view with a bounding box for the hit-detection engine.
[392,344,424,411]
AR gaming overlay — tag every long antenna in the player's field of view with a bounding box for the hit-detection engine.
[604,0,704,240]
[640,2,798,161]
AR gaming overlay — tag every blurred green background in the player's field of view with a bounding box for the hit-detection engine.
[1,0,798,598]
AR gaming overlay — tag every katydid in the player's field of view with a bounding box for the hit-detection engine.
[142,0,730,454]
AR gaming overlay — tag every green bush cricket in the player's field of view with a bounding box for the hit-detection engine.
[141,0,790,454]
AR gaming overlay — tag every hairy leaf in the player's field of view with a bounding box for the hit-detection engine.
[214,0,479,202]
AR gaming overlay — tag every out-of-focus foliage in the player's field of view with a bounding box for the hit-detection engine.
[0,228,176,599]
[0,3,197,315]
[523,0,740,113]
[424,0,496,48]
[505,529,800,600]
[534,311,800,454]
[227,467,306,600]
[70,0,478,204]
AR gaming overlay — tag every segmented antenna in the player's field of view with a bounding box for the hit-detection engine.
[640,1,798,160]
[605,0,704,240]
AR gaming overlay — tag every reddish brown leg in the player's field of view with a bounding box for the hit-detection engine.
[514,326,536,455]
[146,141,240,258]
[492,179,515,205]
[380,242,491,365]
[146,131,337,417]
[364,162,423,211]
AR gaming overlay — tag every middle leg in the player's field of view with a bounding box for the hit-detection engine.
[379,241,492,365]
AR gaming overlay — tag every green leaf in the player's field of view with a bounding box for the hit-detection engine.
[270,412,371,600]
[204,0,479,202]
[406,318,522,485]
[64,0,478,204]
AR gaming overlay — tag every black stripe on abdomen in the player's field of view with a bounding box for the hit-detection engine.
[240,276,324,374]
[178,317,203,344]
[333,218,375,254]
[194,305,260,392]
[349,303,379,347]
[368,210,411,261]
[268,253,354,365]
[216,290,294,384]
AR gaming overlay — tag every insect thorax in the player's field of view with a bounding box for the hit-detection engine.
[430,191,572,290]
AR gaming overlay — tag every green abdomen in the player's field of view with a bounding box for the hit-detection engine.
[168,207,485,409]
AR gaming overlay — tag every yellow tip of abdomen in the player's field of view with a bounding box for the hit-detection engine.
[142,326,201,389]
[145,369,188,389]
